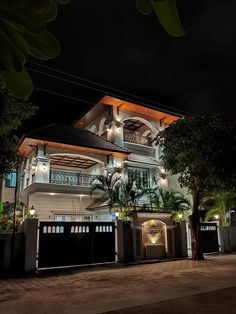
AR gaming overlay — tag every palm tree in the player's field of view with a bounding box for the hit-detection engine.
[118,177,144,213]
[90,171,122,214]
[200,190,236,226]
[147,187,191,215]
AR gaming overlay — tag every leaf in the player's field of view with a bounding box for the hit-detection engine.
[40,0,58,22]
[0,20,29,59]
[23,30,61,59]
[0,29,14,69]
[151,0,185,37]
[136,0,153,15]
[0,4,47,35]
[0,67,33,99]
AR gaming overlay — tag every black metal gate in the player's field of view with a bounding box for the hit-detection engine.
[38,222,116,268]
[200,223,219,253]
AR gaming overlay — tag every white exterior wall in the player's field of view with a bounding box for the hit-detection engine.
[167,174,192,204]
[1,181,15,203]
[29,193,97,221]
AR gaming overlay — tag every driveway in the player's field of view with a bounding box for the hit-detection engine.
[0,254,236,314]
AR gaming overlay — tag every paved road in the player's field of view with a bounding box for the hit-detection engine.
[1,254,236,314]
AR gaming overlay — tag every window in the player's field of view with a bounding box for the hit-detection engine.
[5,172,17,188]
[127,167,149,188]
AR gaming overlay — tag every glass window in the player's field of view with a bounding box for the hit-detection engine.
[127,167,149,188]
[5,172,17,188]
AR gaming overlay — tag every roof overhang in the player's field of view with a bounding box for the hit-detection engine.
[18,137,129,158]
[73,95,182,129]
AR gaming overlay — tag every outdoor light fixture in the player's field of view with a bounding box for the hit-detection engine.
[178,213,183,220]
[29,205,36,217]
[105,124,110,131]
[159,172,167,180]
[42,162,47,171]
[115,211,119,219]
[214,214,220,220]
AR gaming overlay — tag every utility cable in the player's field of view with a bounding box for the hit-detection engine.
[27,61,189,115]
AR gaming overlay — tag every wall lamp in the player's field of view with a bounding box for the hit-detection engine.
[159,172,167,180]
[29,205,36,217]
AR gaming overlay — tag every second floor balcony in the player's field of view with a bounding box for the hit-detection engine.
[124,132,152,147]
[50,170,97,187]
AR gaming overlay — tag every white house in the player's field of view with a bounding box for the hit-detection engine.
[17,95,184,222]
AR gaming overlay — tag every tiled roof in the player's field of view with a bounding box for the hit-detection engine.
[22,124,129,153]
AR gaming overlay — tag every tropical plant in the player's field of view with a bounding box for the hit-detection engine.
[134,0,186,37]
[200,191,236,226]
[0,84,37,178]
[148,187,191,213]
[0,0,70,98]
[156,114,236,260]
[90,171,122,214]
[118,174,144,213]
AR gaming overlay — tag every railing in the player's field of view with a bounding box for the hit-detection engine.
[124,132,152,146]
[50,170,97,187]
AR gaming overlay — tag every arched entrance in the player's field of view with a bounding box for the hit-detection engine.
[142,219,167,259]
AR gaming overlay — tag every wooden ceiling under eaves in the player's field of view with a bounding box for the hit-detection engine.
[74,96,182,129]
[51,155,98,169]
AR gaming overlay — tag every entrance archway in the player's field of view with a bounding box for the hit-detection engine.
[142,219,167,259]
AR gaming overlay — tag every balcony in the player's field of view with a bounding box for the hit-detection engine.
[50,170,97,187]
[124,132,152,147]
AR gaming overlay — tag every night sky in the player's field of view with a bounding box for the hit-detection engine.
[19,0,236,135]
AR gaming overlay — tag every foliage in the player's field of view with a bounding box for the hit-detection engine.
[146,186,191,213]
[200,191,236,226]
[134,0,185,37]
[0,0,70,98]
[90,171,122,214]
[118,173,144,212]
[0,84,37,178]
[0,201,37,233]
[157,114,236,193]
[156,114,236,259]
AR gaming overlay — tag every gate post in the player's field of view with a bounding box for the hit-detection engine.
[116,220,124,262]
[22,218,38,273]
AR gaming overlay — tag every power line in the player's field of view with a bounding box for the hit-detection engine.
[34,86,93,105]
[27,61,189,115]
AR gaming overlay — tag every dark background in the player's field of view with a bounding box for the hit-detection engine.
[19,0,236,135]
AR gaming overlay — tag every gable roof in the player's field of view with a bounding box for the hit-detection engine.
[18,124,129,154]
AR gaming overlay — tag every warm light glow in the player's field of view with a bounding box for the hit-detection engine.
[31,165,36,170]
[49,193,56,196]
[147,233,160,244]
[29,205,36,216]
[214,214,220,220]
[178,213,183,219]
[115,211,119,218]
